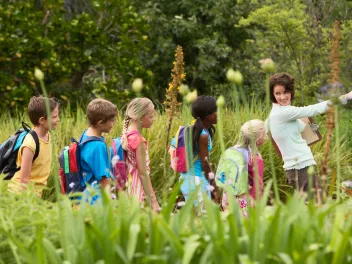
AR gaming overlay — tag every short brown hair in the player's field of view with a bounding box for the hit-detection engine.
[87,98,117,126]
[28,96,59,126]
[269,73,295,103]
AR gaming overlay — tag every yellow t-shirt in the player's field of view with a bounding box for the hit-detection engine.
[8,132,52,196]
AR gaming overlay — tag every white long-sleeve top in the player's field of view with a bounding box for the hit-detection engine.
[265,101,330,170]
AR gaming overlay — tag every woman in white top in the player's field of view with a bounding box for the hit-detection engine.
[266,73,352,195]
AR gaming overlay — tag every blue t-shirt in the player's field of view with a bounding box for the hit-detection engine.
[79,131,111,185]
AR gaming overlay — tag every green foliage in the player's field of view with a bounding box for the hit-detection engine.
[2,0,352,108]
[236,0,352,105]
[1,180,352,263]
[115,0,253,99]
[0,0,152,110]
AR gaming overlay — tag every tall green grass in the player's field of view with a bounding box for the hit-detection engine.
[1,102,352,263]
[1,102,351,201]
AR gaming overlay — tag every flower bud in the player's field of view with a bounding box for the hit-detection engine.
[259,58,276,73]
[179,84,189,96]
[216,95,225,107]
[226,68,235,82]
[185,90,198,103]
[132,78,143,93]
[34,68,44,81]
[226,69,243,84]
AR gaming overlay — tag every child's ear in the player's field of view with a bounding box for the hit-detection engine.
[38,116,46,125]
[97,120,104,125]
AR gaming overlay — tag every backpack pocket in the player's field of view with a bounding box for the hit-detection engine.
[112,160,128,191]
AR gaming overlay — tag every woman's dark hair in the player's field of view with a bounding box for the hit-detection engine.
[269,73,295,103]
[190,95,217,153]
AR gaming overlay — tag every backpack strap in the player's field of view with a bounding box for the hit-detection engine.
[21,121,40,163]
[28,130,40,162]
[235,147,249,167]
[111,139,117,155]
[126,130,140,137]
[80,136,104,145]
[230,147,250,183]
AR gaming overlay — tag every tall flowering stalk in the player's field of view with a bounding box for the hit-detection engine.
[322,20,342,201]
[163,46,186,191]
[260,58,280,201]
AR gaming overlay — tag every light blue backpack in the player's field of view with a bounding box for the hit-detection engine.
[215,147,249,196]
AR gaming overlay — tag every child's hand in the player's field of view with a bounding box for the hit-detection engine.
[152,199,161,212]
[212,185,221,204]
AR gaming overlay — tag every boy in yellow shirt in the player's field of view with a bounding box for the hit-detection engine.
[8,96,60,196]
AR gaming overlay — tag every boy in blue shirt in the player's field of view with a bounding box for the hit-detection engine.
[80,98,117,204]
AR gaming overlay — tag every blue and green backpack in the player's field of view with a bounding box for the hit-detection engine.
[215,147,249,196]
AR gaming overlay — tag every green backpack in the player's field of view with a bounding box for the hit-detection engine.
[215,147,249,196]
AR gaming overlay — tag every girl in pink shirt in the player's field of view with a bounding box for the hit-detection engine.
[120,98,160,212]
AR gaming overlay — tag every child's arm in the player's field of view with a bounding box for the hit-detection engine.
[99,177,110,193]
[135,143,160,211]
[199,134,211,179]
[19,147,34,190]
[199,134,220,202]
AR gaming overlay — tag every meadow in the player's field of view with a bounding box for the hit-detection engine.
[2,0,352,262]
[1,100,352,263]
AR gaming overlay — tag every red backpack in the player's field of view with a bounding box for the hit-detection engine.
[58,136,103,194]
[169,126,198,173]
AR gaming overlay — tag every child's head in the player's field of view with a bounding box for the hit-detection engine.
[87,98,117,133]
[191,95,217,152]
[236,119,266,154]
[122,97,155,133]
[191,95,217,125]
[28,96,60,130]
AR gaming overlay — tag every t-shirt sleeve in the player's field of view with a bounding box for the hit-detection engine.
[20,133,36,155]
[277,101,330,122]
[128,134,145,151]
[87,142,111,182]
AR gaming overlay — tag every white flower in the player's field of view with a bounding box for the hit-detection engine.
[69,182,75,188]
[227,179,233,185]
[34,68,44,81]
[111,155,120,167]
[259,58,276,73]
[207,185,215,192]
[216,95,225,107]
[177,201,186,207]
[179,84,189,96]
[185,89,198,103]
[208,172,215,180]
[111,193,117,200]
[132,78,143,93]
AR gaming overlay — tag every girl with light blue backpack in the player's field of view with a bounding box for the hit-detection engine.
[216,119,267,215]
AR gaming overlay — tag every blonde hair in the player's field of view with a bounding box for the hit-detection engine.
[121,97,154,149]
[236,119,265,159]
[86,98,117,126]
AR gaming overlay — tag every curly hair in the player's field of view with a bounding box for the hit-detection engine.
[269,73,295,103]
